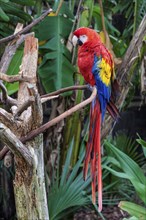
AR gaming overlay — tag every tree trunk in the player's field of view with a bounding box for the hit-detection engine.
[0,36,49,219]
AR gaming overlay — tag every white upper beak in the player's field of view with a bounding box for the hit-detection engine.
[72,35,78,46]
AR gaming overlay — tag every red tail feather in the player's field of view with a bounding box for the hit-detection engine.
[83,99,102,211]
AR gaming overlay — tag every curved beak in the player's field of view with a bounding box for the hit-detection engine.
[72,35,83,47]
[72,35,78,46]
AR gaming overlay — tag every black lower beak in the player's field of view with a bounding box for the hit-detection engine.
[77,39,83,46]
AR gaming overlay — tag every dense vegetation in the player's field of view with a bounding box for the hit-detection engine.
[0,0,146,219]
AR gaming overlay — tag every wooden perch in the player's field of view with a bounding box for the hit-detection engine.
[0,124,32,166]
[21,86,97,143]
[41,85,88,98]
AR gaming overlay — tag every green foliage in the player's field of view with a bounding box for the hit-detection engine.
[109,133,145,166]
[48,139,91,220]
[119,201,146,219]
[104,140,146,204]
[1,0,146,218]
[133,0,146,34]
[0,0,32,38]
[5,47,23,95]
[102,0,145,56]
[35,4,74,93]
[103,139,146,219]
[136,136,146,158]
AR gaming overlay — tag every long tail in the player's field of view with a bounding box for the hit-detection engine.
[83,98,102,212]
[107,99,120,120]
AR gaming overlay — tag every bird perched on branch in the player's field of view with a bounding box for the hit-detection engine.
[72,27,119,212]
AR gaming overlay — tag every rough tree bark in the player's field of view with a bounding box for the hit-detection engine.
[0,36,49,220]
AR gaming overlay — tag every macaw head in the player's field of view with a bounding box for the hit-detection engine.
[72,27,101,47]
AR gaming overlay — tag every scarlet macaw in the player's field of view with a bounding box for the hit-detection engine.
[72,27,119,211]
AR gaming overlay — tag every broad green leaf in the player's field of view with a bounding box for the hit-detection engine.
[0,7,9,21]
[104,140,146,204]
[48,140,91,220]
[5,47,23,95]
[36,15,74,93]
[10,0,35,6]
[35,16,73,42]
[136,138,146,158]
[53,1,74,19]
[80,0,94,27]
[119,201,146,219]
[104,165,146,204]
[104,140,146,183]
[1,2,32,22]
[123,217,139,220]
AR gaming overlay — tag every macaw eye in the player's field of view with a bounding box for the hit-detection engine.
[79,35,88,44]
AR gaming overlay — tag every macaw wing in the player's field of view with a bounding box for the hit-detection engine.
[92,54,112,120]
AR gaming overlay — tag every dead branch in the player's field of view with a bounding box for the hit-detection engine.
[0,108,20,131]
[21,86,97,143]
[0,33,34,74]
[0,146,9,160]
[40,85,88,103]
[101,15,146,140]
[141,56,146,95]
[41,95,59,103]
[41,85,88,98]
[0,124,32,166]
[14,97,35,118]
[0,81,7,103]
[0,24,34,74]
[0,72,35,83]
[0,79,17,106]
[27,84,42,128]
[118,15,146,85]
[0,29,34,107]
[98,0,106,38]
[0,8,53,44]
[55,0,64,15]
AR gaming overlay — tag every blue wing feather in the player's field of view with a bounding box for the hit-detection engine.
[92,55,111,121]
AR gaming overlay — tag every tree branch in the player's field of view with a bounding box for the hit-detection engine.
[27,84,42,128]
[101,15,146,140]
[0,32,33,74]
[41,95,59,103]
[0,72,35,83]
[0,146,9,160]
[0,81,7,103]
[0,108,20,131]
[0,8,53,44]
[117,14,146,108]
[0,124,32,166]
[0,79,17,106]
[13,97,35,119]
[41,85,88,98]
[21,86,97,143]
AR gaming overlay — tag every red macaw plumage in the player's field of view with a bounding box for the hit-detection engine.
[72,27,119,212]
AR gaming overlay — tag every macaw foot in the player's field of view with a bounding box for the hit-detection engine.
[87,84,94,92]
